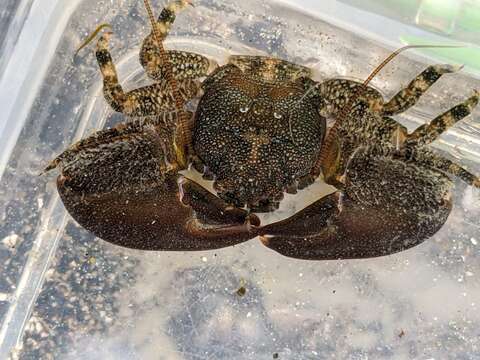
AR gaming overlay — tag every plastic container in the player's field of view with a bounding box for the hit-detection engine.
[0,0,479,358]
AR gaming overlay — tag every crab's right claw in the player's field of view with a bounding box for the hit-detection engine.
[52,120,259,251]
[260,147,453,260]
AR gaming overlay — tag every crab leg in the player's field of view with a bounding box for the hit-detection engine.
[382,64,461,116]
[427,155,480,187]
[406,90,479,146]
[315,79,385,118]
[312,45,463,179]
[140,49,215,81]
[400,91,480,187]
[154,0,192,38]
[139,0,217,81]
[96,32,200,116]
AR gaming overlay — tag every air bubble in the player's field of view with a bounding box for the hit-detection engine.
[240,106,249,113]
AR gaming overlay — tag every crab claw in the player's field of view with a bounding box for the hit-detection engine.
[53,119,259,251]
[260,147,453,260]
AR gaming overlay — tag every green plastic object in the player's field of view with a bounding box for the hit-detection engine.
[415,0,461,34]
[415,0,480,36]
[341,0,480,42]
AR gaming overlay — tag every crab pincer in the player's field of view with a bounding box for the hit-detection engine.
[52,118,260,251]
[260,146,454,260]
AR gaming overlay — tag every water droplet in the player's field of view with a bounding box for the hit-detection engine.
[240,106,249,113]
[273,112,283,119]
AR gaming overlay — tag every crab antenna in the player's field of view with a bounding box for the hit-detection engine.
[312,44,463,177]
[143,0,191,168]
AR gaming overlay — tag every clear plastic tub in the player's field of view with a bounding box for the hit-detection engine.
[0,0,479,359]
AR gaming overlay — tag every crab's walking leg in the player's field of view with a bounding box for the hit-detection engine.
[406,90,479,146]
[400,90,480,188]
[316,79,384,117]
[310,79,388,180]
[427,155,480,187]
[141,49,215,81]
[96,33,200,116]
[139,0,217,80]
[382,64,460,116]
[156,0,192,38]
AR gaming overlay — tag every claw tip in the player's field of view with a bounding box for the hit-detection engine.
[259,235,272,246]
[42,159,60,175]
[446,63,464,73]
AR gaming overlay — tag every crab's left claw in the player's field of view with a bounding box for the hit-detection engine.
[51,119,260,251]
[260,147,453,260]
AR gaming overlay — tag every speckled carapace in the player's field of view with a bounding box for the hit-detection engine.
[47,0,480,260]
[193,61,325,212]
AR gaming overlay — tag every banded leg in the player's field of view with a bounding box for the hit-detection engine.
[316,79,385,118]
[139,0,216,80]
[154,0,192,38]
[399,91,480,188]
[432,156,480,188]
[382,64,460,116]
[406,90,479,147]
[140,48,216,81]
[311,79,396,181]
[96,33,200,116]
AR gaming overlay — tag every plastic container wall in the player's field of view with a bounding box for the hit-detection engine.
[0,0,479,359]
